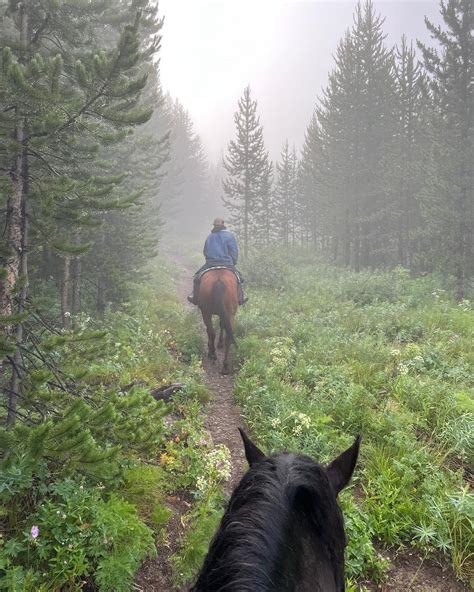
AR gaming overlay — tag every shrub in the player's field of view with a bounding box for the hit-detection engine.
[0,258,208,590]
[242,248,291,290]
[0,479,155,592]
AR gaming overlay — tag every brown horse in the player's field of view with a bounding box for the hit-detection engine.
[197,269,238,374]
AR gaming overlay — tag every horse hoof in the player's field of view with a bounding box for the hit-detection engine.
[221,367,230,375]
[208,352,217,361]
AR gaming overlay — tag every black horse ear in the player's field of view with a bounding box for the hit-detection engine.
[239,428,265,466]
[326,435,361,495]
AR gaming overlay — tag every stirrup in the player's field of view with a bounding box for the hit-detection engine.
[187,295,197,305]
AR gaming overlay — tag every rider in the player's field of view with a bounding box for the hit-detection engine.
[188,217,248,305]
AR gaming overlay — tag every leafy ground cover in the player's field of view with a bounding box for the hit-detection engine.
[0,260,230,591]
[4,251,471,591]
[234,249,473,588]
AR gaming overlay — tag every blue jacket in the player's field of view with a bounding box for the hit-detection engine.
[204,230,238,266]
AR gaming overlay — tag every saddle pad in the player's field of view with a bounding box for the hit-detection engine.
[197,266,240,282]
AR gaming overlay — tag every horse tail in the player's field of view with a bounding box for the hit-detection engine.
[213,280,235,345]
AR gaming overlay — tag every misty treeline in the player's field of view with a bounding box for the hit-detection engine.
[223,0,472,299]
[0,1,210,424]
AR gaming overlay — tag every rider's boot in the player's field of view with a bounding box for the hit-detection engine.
[238,283,248,305]
[187,278,199,305]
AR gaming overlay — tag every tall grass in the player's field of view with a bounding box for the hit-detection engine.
[235,249,473,583]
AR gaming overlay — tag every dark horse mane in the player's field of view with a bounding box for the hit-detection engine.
[190,432,360,592]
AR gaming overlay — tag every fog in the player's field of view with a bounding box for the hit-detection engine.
[159,0,440,160]
[1,3,471,584]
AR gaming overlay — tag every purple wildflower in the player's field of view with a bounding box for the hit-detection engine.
[31,525,39,539]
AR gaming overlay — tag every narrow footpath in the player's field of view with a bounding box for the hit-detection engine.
[135,259,246,592]
[175,258,246,497]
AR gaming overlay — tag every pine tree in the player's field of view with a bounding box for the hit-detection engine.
[314,1,397,269]
[0,0,162,422]
[298,113,325,249]
[391,36,427,269]
[207,158,226,214]
[153,97,184,222]
[274,141,298,246]
[316,30,361,264]
[254,158,274,247]
[157,95,208,235]
[80,67,168,314]
[418,0,473,298]
[222,86,272,257]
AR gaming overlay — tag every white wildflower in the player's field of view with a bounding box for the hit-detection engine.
[297,413,311,429]
[293,424,303,436]
[398,363,409,375]
[206,445,232,481]
[196,476,207,493]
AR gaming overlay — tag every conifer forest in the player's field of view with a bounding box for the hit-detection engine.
[0,1,472,591]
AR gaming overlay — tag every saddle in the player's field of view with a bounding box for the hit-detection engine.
[196,266,241,283]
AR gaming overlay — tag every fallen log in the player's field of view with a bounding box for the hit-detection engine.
[150,383,183,403]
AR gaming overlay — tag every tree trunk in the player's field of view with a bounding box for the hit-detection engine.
[5,3,30,425]
[8,186,28,425]
[41,246,53,279]
[354,218,361,272]
[244,185,249,259]
[455,93,471,300]
[6,129,29,425]
[0,126,25,323]
[361,233,369,269]
[72,258,82,318]
[97,276,106,318]
[333,236,339,261]
[61,256,72,329]
[343,209,351,266]
[456,180,469,300]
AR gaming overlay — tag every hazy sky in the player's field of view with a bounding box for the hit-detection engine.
[158,0,440,162]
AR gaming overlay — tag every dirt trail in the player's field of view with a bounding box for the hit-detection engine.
[136,258,468,592]
[175,258,246,497]
[135,258,246,592]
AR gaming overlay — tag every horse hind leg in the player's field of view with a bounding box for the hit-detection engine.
[221,337,231,374]
[203,314,217,361]
[221,318,235,375]
[217,318,225,350]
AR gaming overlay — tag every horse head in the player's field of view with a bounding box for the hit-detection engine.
[191,429,361,592]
